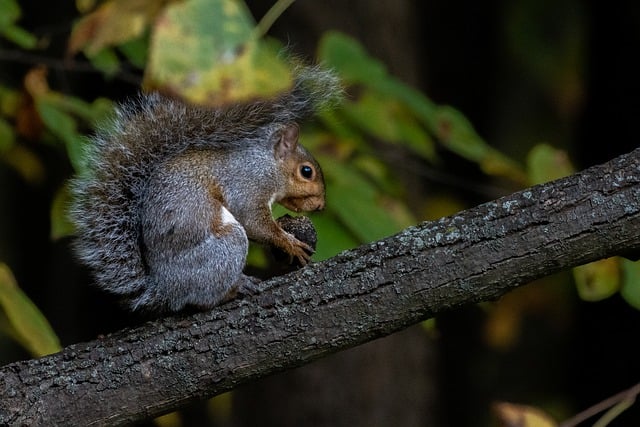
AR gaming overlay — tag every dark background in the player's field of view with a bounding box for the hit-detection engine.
[1,1,639,425]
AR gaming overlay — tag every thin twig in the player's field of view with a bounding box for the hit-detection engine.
[559,382,640,427]
[593,396,636,427]
[0,49,142,86]
[255,0,296,38]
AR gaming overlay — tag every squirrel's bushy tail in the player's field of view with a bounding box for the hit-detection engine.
[69,65,341,307]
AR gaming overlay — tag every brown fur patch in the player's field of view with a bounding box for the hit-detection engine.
[207,182,236,237]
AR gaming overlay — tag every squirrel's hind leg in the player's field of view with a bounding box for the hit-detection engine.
[139,195,255,312]
[221,274,262,304]
[174,204,255,311]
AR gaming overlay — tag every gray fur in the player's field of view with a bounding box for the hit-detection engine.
[69,66,340,312]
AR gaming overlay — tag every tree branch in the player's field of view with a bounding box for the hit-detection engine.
[2,148,640,426]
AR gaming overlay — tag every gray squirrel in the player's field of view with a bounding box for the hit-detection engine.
[69,66,341,313]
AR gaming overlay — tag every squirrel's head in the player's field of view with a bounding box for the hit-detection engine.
[274,124,326,213]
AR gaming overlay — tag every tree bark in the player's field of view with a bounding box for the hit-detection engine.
[2,148,640,426]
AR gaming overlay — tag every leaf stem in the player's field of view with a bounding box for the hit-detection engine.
[593,396,635,427]
[255,0,296,38]
[559,382,640,427]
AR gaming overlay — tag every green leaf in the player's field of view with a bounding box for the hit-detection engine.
[45,94,114,126]
[311,213,360,261]
[433,105,488,159]
[526,143,574,185]
[352,154,401,196]
[88,97,115,123]
[65,133,90,173]
[0,0,37,49]
[319,32,440,162]
[323,160,411,243]
[145,0,291,106]
[1,23,38,49]
[36,97,78,142]
[0,84,21,116]
[35,97,89,172]
[573,258,621,302]
[318,31,388,87]
[434,105,527,183]
[621,259,640,310]
[0,117,15,152]
[118,34,149,69]
[341,93,435,160]
[50,184,76,240]
[319,31,528,184]
[0,0,20,26]
[0,0,20,22]
[88,47,121,77]
[0,263,62,357]
[319,31,438,122]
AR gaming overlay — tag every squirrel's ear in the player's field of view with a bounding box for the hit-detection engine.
[274,124,299,160]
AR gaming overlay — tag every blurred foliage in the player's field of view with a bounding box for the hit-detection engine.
[0,263,61,357]
[493,402,557,427]
[0,0,639,425]
[492,386,640,427]
[0,0,638,354]
[145,0,291,104]
[0,0,38,49]
[504,0,586,119]
[69,0,293,105]
[621,259,640,310]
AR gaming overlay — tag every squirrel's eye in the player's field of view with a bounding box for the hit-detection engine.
[300,165,314,179]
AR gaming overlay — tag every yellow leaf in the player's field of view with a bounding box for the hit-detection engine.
[483,299,523,351]
[527,144,575,186]
[144,0,291,106]
[153,411,182,427]
[573,257,621,302]
[69,0,170,56]
[0,263,62,357]
[493,402,558,427]
[2,144,45,184]
[76,0,98,14]
[23,66,50,97]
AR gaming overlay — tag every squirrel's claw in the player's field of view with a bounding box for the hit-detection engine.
[237,275,262,295]
[287,238,314,266]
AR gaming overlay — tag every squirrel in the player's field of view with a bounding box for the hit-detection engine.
[69,66,341,313]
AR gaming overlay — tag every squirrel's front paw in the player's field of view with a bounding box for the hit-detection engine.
[274,215,317,267]
[286,238,314,266]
